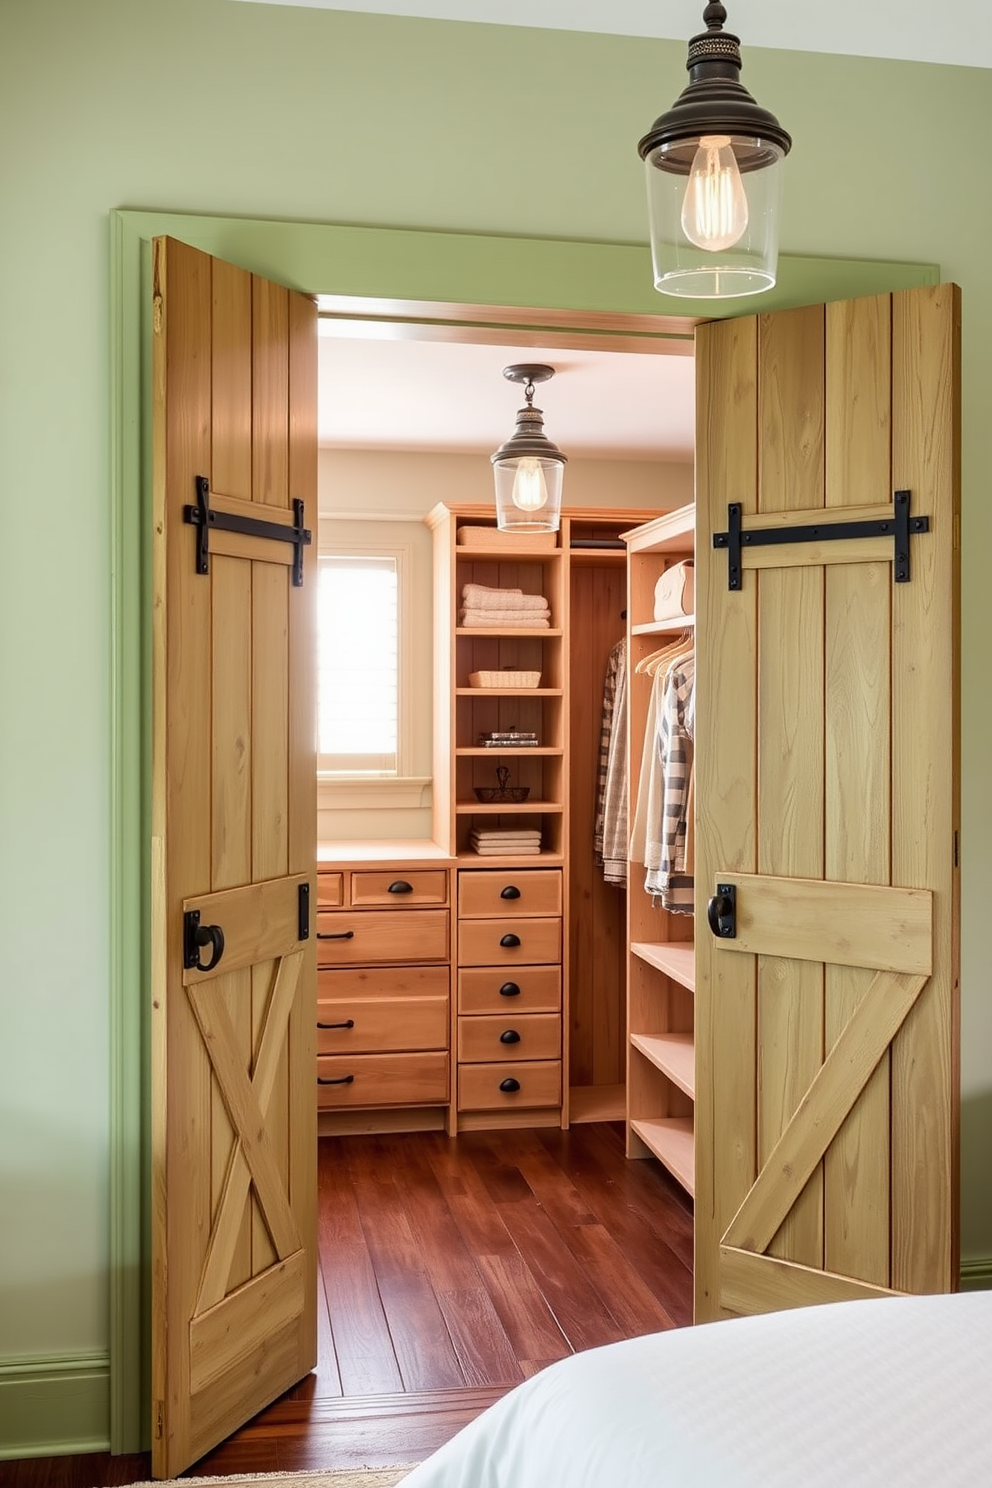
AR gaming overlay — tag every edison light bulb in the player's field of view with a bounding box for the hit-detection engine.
[681,135,749,252]
[512,457,549,512]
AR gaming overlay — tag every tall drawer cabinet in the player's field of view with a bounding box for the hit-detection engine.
[316,860,453,1134]
[456,866,563,1128]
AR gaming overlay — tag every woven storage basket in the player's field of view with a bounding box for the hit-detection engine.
[469,669,541,688]
[457,525,557,551]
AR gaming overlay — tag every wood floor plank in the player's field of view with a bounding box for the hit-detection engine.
[321,1240,405,1396]
[435,1286,526,1387]
[471,1250,571,1363]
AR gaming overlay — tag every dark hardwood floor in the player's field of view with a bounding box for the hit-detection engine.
[5,1122,692,1485]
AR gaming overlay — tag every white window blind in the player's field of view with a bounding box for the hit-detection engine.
[317,554,398,775]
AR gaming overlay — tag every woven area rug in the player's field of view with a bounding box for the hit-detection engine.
[121,1469,416,1488]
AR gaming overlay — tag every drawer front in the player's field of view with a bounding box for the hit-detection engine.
[458,964,561,1015]
[317,908,449,966]
[351,869,448,908]
[457,1060,561,1112]
[317,872,344,908]
[318,994,449,1054]
[457,916,561,968]
[459,868,562,919]
[320,964,449,1001]
[317,1051,449,1108]
[458,1013,560,1064]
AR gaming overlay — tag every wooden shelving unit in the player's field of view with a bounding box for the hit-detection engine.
[623,505,696,1195]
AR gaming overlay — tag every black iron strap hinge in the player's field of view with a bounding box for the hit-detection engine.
[713,490,930,591]
[183,475,312,586]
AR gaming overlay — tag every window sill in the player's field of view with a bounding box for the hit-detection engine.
[317,775,433,811]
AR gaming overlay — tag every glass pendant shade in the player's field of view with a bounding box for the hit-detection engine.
[491,365,566,533]
[639,3,791,300]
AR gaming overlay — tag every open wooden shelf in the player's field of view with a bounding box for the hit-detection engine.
[456,747,563,757]
[455,799,563,815]
[630,1032,695,1098]
[630,941,695,991]
[456,687,563,698]
[631,615,695,635]
[569,1083,625,1123]
[630,1116,695,1196]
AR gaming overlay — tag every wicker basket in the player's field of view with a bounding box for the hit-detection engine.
[474,766,530,803]
[469,669,541,689]
[457,525,557,551]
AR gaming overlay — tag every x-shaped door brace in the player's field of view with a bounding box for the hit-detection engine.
[188,950,305,1313]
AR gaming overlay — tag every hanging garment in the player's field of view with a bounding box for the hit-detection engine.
[594,637,628,885]
[646,653,695,915]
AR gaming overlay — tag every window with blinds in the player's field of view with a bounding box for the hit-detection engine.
[317,554,399,775]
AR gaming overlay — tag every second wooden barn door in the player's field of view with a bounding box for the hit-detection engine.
[694,285,960,1322]
[151,237,318,1475]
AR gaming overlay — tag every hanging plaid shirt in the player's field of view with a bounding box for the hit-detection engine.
[645,654,694,914]
[594,638,628,885]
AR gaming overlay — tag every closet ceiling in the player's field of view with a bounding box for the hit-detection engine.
[232,0,992,70]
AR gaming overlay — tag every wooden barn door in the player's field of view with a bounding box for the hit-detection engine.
[150,237,318,1475]
[694,285,960,1322]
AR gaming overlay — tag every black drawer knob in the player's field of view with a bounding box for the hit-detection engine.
[500,884,521,900]
[317,1019,355,1030]
[388,880,413,894]
[499,1077,521,1093]
[500,933,521,948]
[317,1074,355,1085]
[499,1029,521,1044]
[499,981,521,998]
[317,929,355,940]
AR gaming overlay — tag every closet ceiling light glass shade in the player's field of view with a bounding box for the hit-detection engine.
[638,1,792,299]
[491,364,567,533]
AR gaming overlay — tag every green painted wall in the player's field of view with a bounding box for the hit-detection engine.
[1,0,991,1451]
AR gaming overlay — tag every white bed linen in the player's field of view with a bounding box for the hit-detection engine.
[400,1291,992,1488]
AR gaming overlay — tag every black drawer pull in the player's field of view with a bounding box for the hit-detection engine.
[317,1019,355,1030]
[317,930,355,940]
[500,1029,521,1045]
[318,1074,355,1085]
[499,1077,521,1093]
[388,880,413,894]
[500,933,521,948]
[499,981,521,998]
[500,884,521,900]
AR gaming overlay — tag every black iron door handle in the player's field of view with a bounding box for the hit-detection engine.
[499,1029,521,1044]
[499,1077,521,1093]
[500,885,521,899]
[183,909,225,972]
[388,880,413,894]
[707,883,737,939]
[500,933,521,948]
[317,929,355,940]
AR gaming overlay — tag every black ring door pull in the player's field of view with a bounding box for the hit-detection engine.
[499,982,521,998]
[707,883,737,939]
[317,1074,355,1086]
[317,1019,355,1030]
[499,1029,521,1045]
[500,885,521,900]
[499,1077,521,1093]
[317,929,355,940]
[500,933,521,948]
[183,909,225,972]
[387,880,413,894]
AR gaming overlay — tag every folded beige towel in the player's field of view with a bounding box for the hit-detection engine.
[462,583,549,611]
[460,609,550,627]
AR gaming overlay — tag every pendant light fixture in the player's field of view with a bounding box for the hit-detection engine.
[638,2,792,299]
[491,364,567,533]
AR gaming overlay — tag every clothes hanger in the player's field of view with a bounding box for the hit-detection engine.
[635,630,693,676]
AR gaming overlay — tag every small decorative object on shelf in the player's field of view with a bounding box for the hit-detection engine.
[474,765,530,803]
[479,729,540,748]
[470,826,543,857]
[468,669,542,689]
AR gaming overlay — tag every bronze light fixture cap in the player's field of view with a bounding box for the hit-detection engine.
[638,2,792,175]
[490,364,568,468]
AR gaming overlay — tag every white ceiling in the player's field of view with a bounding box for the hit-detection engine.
[318,327,696,460]
[232,0,992,71]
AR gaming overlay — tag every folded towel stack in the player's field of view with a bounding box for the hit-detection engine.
[470,827,543,856]
[460,583,551,628]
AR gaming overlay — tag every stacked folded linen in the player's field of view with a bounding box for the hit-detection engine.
[470,827,543,856]
[460,583,551,628]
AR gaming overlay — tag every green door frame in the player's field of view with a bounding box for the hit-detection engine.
[109,205,938,1451]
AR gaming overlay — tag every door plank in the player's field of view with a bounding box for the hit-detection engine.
[890,285,961,1292]
[719,1246,896,1314]
[190,1250,307,1393]
[693,313,759,1321]
[756,305,826,1274]
[252,278,290,508]
[211,259,252,502]
[182,874,309,983]
[723,972,928,1254]
[711,875,932,974]
[824,292,894,1288]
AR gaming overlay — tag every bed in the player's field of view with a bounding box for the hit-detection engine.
[399,1290,992,1487]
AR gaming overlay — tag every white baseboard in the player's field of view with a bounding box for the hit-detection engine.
[0,1352,109,1459]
